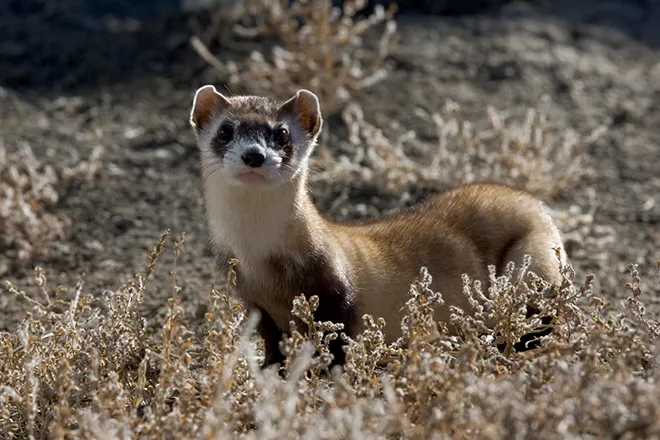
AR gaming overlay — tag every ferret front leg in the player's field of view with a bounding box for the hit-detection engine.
[312,293,357,369]
[253,305,286,368]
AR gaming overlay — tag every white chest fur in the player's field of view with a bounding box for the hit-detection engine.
[201,156,315,264]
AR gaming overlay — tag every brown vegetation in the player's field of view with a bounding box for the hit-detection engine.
[1,233,658,438]
[0,140,102,277]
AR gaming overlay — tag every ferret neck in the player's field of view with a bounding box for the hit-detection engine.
[204,168,322,262]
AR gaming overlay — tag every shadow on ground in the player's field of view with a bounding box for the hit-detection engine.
[2,0,660,96]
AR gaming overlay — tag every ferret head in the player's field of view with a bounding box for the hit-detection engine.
[189,86,323,187]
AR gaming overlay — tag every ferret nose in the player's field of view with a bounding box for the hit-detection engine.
[241,148,266,168]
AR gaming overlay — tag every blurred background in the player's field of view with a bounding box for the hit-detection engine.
[1,0,659,332]
[3,0,660,93]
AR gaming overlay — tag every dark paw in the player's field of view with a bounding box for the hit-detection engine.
[261,348,286,370]
[497,310,555,353]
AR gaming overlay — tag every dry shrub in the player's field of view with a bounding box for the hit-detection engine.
[429,96,608,199]
[310,97,603,221]
[190,0,398,113]
[0,143,103,276]
[1,231,659,439]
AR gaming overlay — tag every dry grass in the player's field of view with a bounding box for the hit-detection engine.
[190,0,397,114]
[427,97,608,199]
[1,232,659,439]
[0,142,102,277]
[308,96,606,222]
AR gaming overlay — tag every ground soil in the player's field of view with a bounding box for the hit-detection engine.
[1,0,658,334]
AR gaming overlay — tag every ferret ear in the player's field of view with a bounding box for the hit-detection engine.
[190,85,230,133]
[278,89,322,137]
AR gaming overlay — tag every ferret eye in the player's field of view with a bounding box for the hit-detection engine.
[274,127,289,148]
[217,123,234,144]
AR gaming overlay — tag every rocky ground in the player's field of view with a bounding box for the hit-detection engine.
[1,0,658,334]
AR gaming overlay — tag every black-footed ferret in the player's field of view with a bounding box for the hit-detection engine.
[189,86,566,369]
